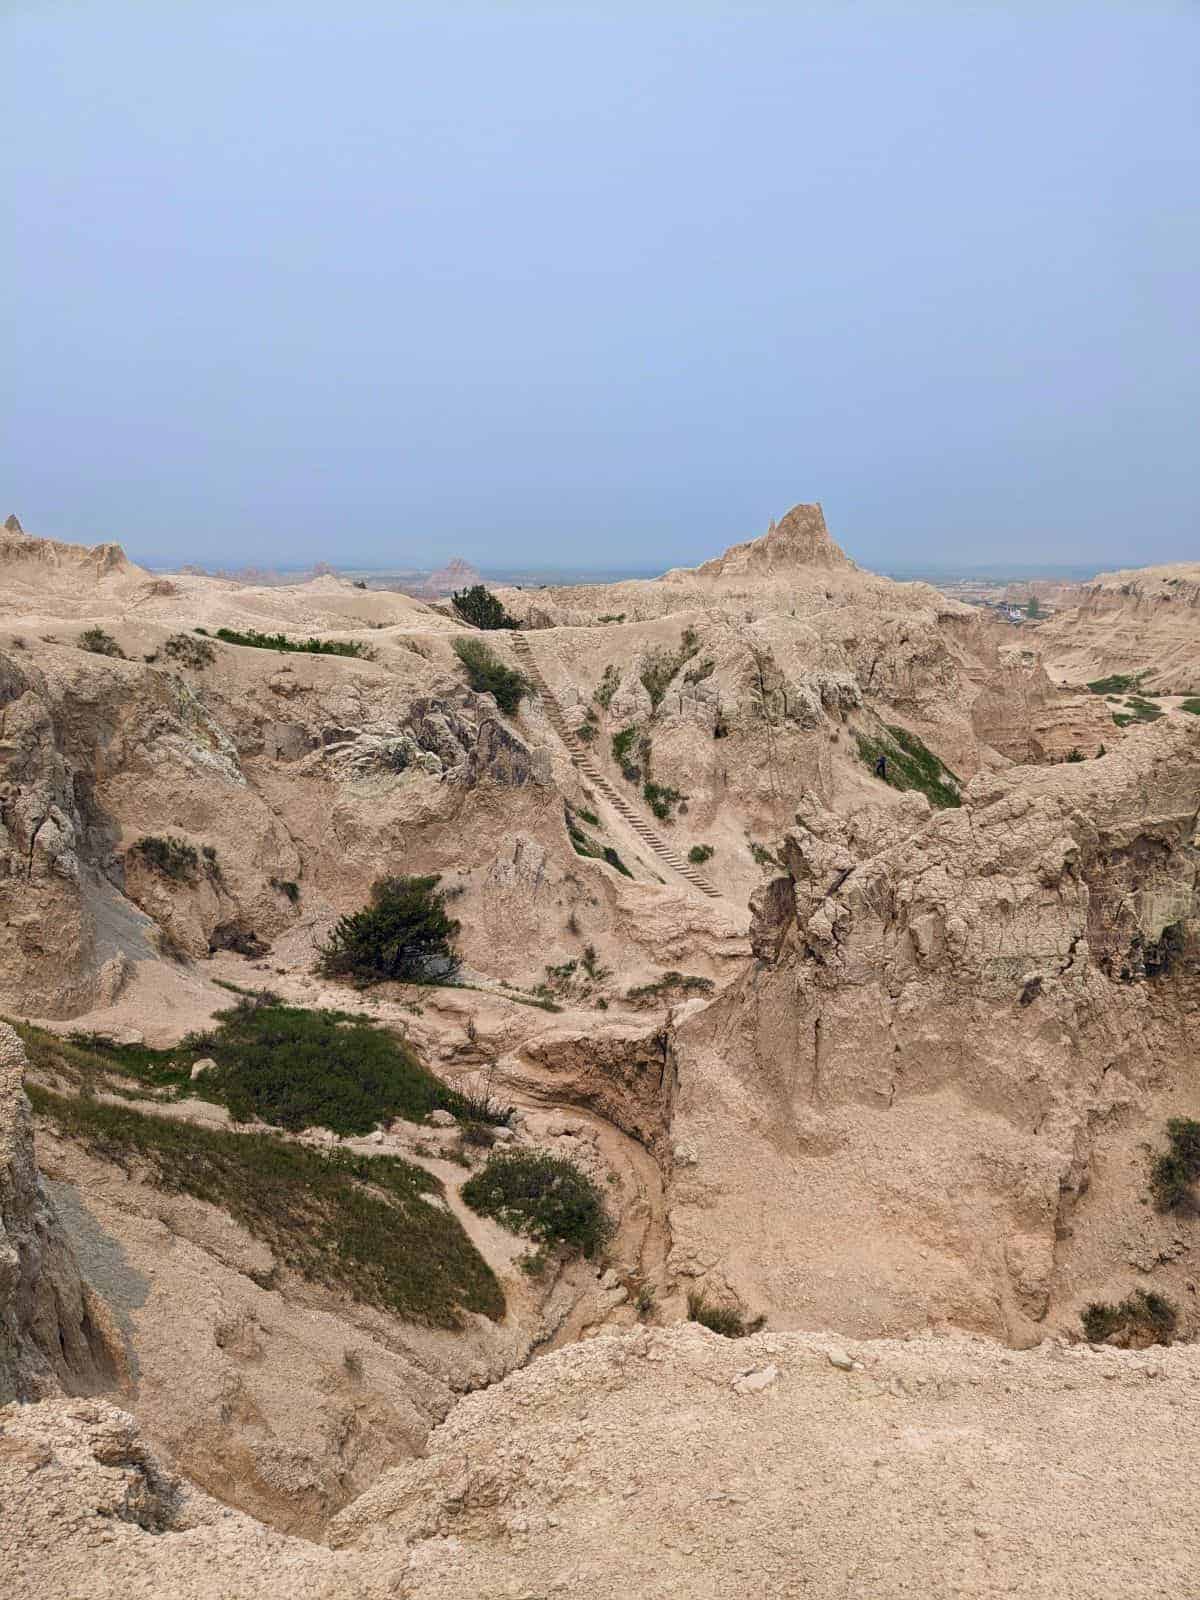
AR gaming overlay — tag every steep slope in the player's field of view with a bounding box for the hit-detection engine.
[1037,562,1200,693]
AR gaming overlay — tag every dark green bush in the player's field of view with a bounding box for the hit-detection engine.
[612,725,639,770]
[1087,673,1139,695]
[183,999,484,1134]
[643,779,685,821]
[626,971,714,1004]
[462,1149,612,1257]
[79,627,125,658]
[1081,1290,1178,1345]
[686,1291,764,1338]
[451,584,517,630]
[164,632,215,668]
[594,664,620,708]
[1181,699,1200,716]
[130,834,200,882]
[318,874,461,986]
[270,876,301,903]
[28,1084,502,1326]
[688,844,714,864]
[452,637,528,715]
[1150,1117,1200,1211]
[213,626,373,658]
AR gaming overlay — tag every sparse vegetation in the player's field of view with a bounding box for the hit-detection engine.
[580,943,610,982]
[1081,1290,1178,1346]
[27,1083,503,1327]
[626,971,714,1005]
[854,724,961,809]
[210,626,374,659]
[451,583,517,631]
[597,613,626,624]
[164,632,216,668]
[1065,747,1085,762]
[611,724,639,775]
[462,1149,612,1257]
[1181,699,1200,716]
[684,657,714,686]
[687,1290,764,1338]
[594,663,620,709]
[452,636,529,715]
[1149,1118,1200,1212]
[748,840,781,868]
[566,810,634,878]
[317,874,461,986]
[688,844,714,864]
[270,876,300,903]
[643,779,685,822]
[129,834,201,883]
[79,627,125,658]
[639,628,700,709]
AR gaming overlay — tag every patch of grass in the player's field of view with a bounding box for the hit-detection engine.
[79,627,125,658]
[566,809,634,878]
[1081,1290,1178,1346]
[1150,1118,1200,1212]
[452,637,529,715]
[182,999,502,1135]
[748,840,781,868]
[1180,698,1200,716]
[576,807,600,827]
[611,724,639,770]
[854,725,961,809]
[597,613,626,624]
[12,1020,189,1100]
[318,874,461,986]
[211,626,373,659]
[640,628,700,709]
[1087,673,1144,695]
[462,1149,612,1257]
[626,971,714,1005]
[28,1084,502,1327]
[687,1291,764,1338]
[688,844,714,864]
[581,943,610,982]
[164,632,216,668]
[450,584,517,630]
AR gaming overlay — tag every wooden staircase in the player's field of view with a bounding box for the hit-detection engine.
[511,632,721,900]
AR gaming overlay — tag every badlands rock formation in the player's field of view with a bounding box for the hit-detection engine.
[1036,561,1200,692]
[1,505,1197,1597]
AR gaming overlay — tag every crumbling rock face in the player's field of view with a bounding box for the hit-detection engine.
[0,1024,121,1403]
[669,723,1200,1343]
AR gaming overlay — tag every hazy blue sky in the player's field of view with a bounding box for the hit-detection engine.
[4,3,1197,572]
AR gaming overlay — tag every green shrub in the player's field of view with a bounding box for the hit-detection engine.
[184,999,497,1134]
[597,613,626,624]
[79,627,125,658]
[1150,1118,1200,1211]
[640,628,700,709]
[686,1291,764,1338]
[1065,747,1085,763]
[594,664,620,709]
[854,725,961,809]
[688,844,714,864]
[748,840,780,868]
[1081,1290,1178,1345]
[212,626,373,658]
[565,810,634,878]
[611,724,639,768]
[452,637,528,715]
[1181,699,1200,716]
[130,834,200,882]
[643,780,685,821]
[451,584,517,630]
[626,971,714,1004]
[28,1083,502,1326]
[164,632,216,668]
[1087,673,1140,695]
[270,876,300,903]
[462,1149,612,1257]
[318,874,461,986]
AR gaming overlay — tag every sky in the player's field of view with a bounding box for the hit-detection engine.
[3,2,1198,573]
